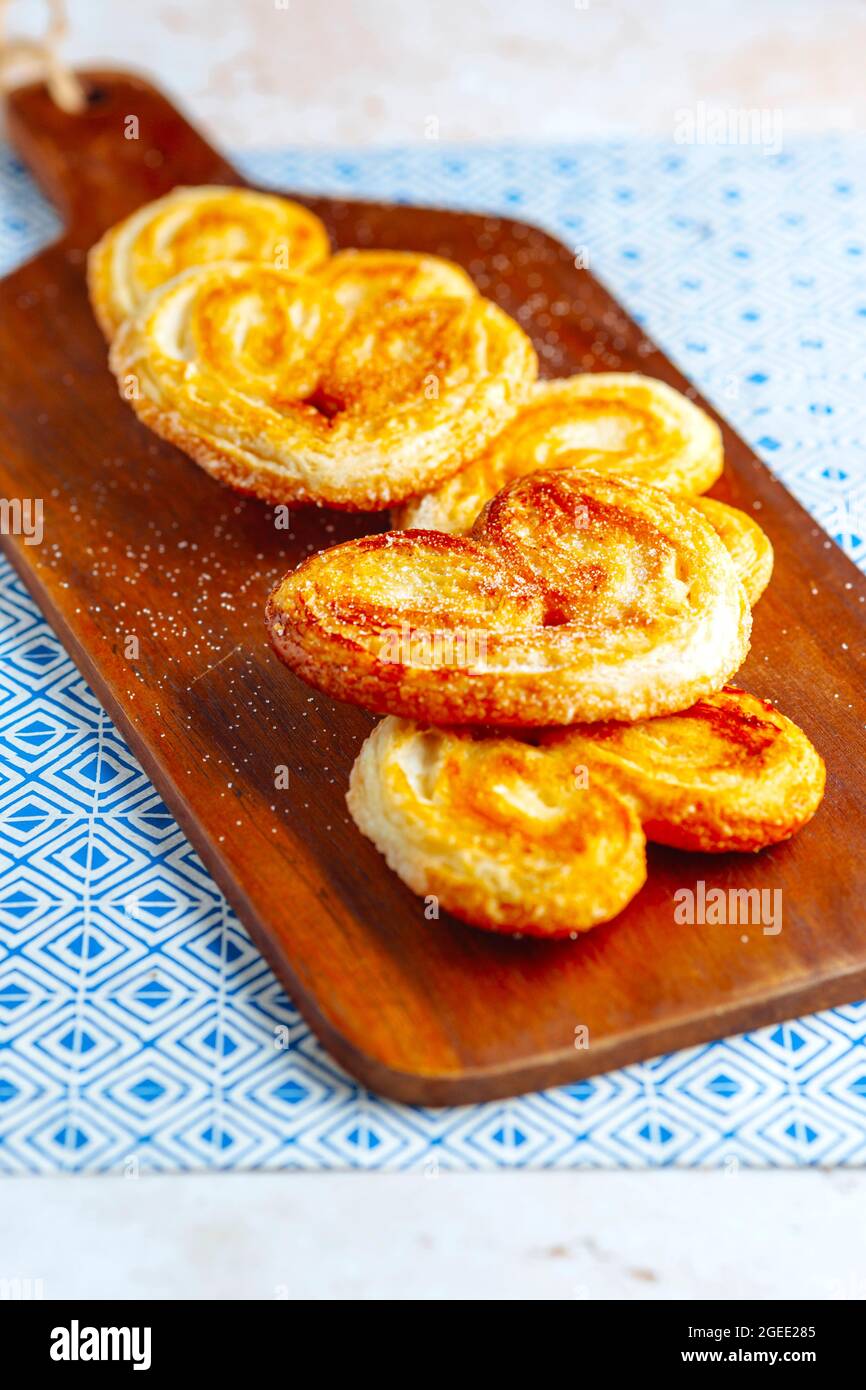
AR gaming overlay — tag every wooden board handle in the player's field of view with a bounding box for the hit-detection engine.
[5,69,241,247]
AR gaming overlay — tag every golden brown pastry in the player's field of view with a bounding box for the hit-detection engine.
[88,185,330,339]
[313,248,477,315]
[347,716,647,937]
[347,690,824,936]
[541,686,825,853]
[398,486,771,611]
[108,262,538,509]
[692,498,773,606]
[267,468,752,725]
[394,374,724,532]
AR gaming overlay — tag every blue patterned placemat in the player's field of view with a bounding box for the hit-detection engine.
[1,139,865,1173]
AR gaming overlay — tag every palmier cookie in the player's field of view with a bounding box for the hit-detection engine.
[347,691,824,936]
[267,468,752,726]
[88,185,330,339]
[541,686,826,855]
[394,374,724,532]
[346,716,647,937]
[109,262,538,510]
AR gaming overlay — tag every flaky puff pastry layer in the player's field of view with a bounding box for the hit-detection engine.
[691,498,773,606]
[267,468,752,726]
[394,374,724,532]
[541,686,825,854]
[542,683,828,856]
[313,249,478,314]
[88,185,331,340]
[109,261,538,509]
[398,488,771,608]
[347,716,647,936]
[348,690,825,936]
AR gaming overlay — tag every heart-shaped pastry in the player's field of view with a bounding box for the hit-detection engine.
[393,373,724,532]
[347,689,825,936]
[267,468,752,725]
[109,260,537,509]
[88,185,331,340]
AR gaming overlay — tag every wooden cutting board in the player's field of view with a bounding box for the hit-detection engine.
[2,71,864,1104]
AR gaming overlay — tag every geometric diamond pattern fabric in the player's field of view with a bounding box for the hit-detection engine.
[0,140,864,1172]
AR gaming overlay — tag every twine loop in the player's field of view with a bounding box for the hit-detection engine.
[0,0,86,113]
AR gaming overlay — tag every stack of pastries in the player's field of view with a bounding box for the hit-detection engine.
[89,186,535,509]
[90,186,825,939]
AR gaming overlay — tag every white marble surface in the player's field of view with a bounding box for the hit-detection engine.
[2,1169,866,1300]
[2,0,864,146]
[1,0,864,1301]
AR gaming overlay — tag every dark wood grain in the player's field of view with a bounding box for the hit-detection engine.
[1,71,864,1104]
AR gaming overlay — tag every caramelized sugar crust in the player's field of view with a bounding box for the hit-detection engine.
[542,686,826,854]
[107,258,537,509]
[268,468,752,726]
